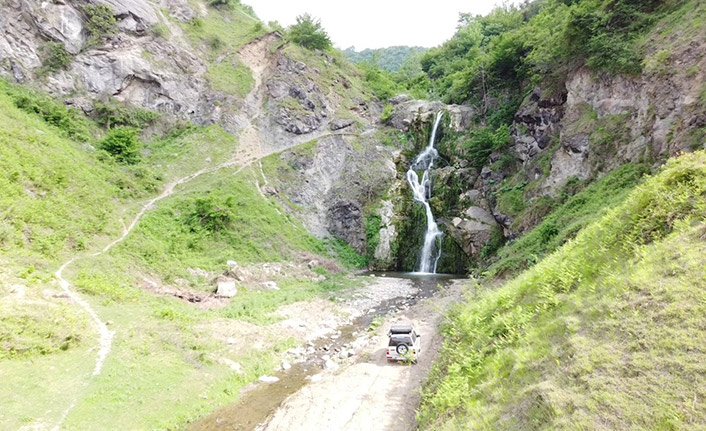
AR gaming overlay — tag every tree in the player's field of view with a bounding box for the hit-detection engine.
[288,13,332,50]
[99,127,141,164]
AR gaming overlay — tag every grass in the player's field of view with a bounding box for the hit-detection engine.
[419,151,706,430]
[55,299,288,431]
[0,83,129,268]
[487,163,649,276]
[145,125,239,181]
[106,165,327,285]
[179,1,265,98]
[206,60,255,98]
[219,274,361,324]
[0,70,372,430]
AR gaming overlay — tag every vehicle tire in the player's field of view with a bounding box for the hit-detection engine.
[396,344,409,355]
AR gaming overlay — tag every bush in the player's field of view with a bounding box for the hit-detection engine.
[99,127,142,164]
[208,0,240,7]
[93,99,160,129]
[187,195,236,233]
[41,42,72,72]
[287,13,332,51]
[151,25,169,39]
[462,124,510,169]
[380,104,394,123]
[208,35,223,50]
[82,4,117,45]
[3,80,91,141]
[359,63,400,100]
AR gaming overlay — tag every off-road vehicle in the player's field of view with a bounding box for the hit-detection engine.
[386,322,421,363]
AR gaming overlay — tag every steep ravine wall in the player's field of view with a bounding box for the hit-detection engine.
[384,35,706,273]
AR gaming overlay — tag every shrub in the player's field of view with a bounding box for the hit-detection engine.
[208,35,223,50]
[380,104,394,123]
[462,124,510,169]
[41,42,72,72]
[151,24,169,39]
[3,80,91,141]
[99,127,142,164]
[93,99,160,129]
[360,63,400,101]
[82,4,117,45]
[287,13,332,51]
[187,195,236,233]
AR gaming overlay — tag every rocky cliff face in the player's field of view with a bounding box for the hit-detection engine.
[386,33,706,267]
[0,0,403,266]
[0,0,228,126]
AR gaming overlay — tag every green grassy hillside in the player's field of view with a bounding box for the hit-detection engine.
[419,151,706,430]
[0,76,363,429]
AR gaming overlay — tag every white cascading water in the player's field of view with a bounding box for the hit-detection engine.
[406,111,444,274]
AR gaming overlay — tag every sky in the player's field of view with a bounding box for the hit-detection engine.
[249,0,511,50]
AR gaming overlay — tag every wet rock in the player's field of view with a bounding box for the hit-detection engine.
[388,100,473,132]
[373,200,397,266]
[326,200,365,252]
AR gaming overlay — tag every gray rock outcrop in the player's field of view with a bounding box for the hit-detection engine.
[387,99,473,132]
[441,207,499,257]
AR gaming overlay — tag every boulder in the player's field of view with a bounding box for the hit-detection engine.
[441,206,499,257]
[218,358,244,374]
[329,118,354,131]
[261,281,280,291]
[216,277,237,297]
[258,375,280,383]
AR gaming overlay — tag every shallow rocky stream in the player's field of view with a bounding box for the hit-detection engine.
[188,272,459,431]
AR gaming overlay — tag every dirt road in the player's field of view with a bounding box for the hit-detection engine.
[260,283,459,431]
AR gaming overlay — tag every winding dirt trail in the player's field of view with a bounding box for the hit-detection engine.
[48,36,280,431]
[49,157,262,430]
[47,33,391,431]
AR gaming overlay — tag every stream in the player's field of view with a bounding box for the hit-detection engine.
[188,272,459,431]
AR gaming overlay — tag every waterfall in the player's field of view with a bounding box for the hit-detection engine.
[406,111,444,274]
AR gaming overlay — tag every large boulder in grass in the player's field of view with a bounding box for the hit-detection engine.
[215,277,238,297]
